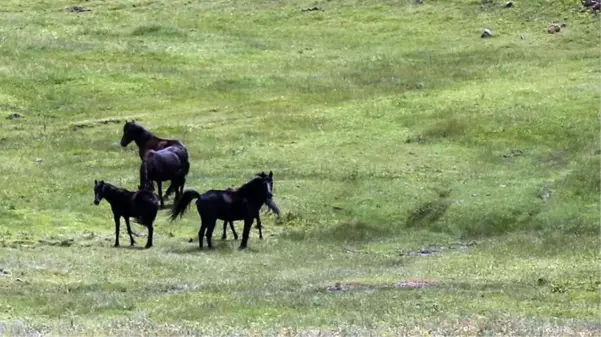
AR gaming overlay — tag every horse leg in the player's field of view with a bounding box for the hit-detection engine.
[113,214,121,247]
[164,181,176,200]
[176,177,185,202]
[255,213,263,240]
[157,181,164,208]
[221,221,228,240]
[205,219,216,249]
[124,217,136,246]
[145,223,154,249]
[198,219,207,250]
[230,221,238,240]
[239,217,253,250]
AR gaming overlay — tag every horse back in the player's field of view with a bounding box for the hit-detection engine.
[131,190,159,215]
[197,190,257,221]
[140,138,187,160]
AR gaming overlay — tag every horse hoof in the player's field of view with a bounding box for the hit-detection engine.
[113,243,119,247]
[238,245,247,250]
[145,245,152,249]
[221,236,226,240]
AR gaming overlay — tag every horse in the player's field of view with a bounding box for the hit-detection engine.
[169,171,274,250]
[119,120,189,200]
[139,146,189,208]
[93,180,159,249]
[221,186,281,240]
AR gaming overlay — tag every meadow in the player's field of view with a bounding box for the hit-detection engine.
[0,0,600,335]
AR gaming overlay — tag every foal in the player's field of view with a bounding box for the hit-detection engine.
[93,180,159,248]
[221,186,281,240]
[169,171,274,250]
[120,120,189,200]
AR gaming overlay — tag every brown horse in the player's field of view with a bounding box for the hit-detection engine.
[120,120,190,200]
[140,146,189,208]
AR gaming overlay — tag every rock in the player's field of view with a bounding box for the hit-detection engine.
[416,0,424,4]
[35,158,43,163]
[6,113,22,120]
[505,1,513,7]
[301,6,321,12]
[481,29,493,38]
[538,185,552,201]
[67,6,91,12]
[520,34,525,40]
[547,23,561,34]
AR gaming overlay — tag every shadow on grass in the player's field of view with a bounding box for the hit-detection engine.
[166,242,260,255]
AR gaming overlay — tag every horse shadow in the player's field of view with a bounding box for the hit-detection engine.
[167,241,259,255]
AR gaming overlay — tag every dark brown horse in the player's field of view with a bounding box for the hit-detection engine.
[169,171,274,250]
[120,120,189,200]
[93,180,159,248]
[221,186,281,240]
[140,146,189,208]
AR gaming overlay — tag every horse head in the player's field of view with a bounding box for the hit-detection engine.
[120,120,144,147]
[93,180,106,205]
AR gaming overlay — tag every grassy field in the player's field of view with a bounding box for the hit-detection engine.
[0,0,600,335]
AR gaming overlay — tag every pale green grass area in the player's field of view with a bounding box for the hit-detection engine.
[0,0,599,335]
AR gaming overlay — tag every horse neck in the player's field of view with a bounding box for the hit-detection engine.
[236,180,265,205]
[133,129,156,149]
[103,185,132,204]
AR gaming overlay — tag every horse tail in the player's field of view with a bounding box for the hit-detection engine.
[265,198,281,216]
[168,189,201,221]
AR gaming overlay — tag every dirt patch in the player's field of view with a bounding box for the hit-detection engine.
[394,280,436,288]
[66,6,91,13]
[6,113,23,120]
[326,279,437,293]
[70,118,122,131]
[399,241,478,257]
[326,282,377,292]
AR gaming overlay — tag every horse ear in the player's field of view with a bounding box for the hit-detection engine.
[269,171,273,178]
[94,180,97,185]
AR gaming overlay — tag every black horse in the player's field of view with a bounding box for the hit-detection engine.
[140,146,188,208]
[221,191,281,240]
[120,120,189,200]
[169,171,274,250]
[93,180,159,248]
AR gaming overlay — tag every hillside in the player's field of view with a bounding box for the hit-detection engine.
[0,0,599,335]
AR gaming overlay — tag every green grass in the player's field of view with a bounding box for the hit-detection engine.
[0,0,599,335]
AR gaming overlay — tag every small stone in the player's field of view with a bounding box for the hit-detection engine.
[520,34,525,40]
[416,0,424,4]
[538,185,552,201]
[6,113,23,120]
[35,158,43,163]
[505,1,513,7]
[471,193,477,197]
[481,29,493,38]
[547,23,561,34]
[500,184,507,188]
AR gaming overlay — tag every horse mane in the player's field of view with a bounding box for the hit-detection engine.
[125,121,155,142]
[235,177,263,197]
[100,181,131,195]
